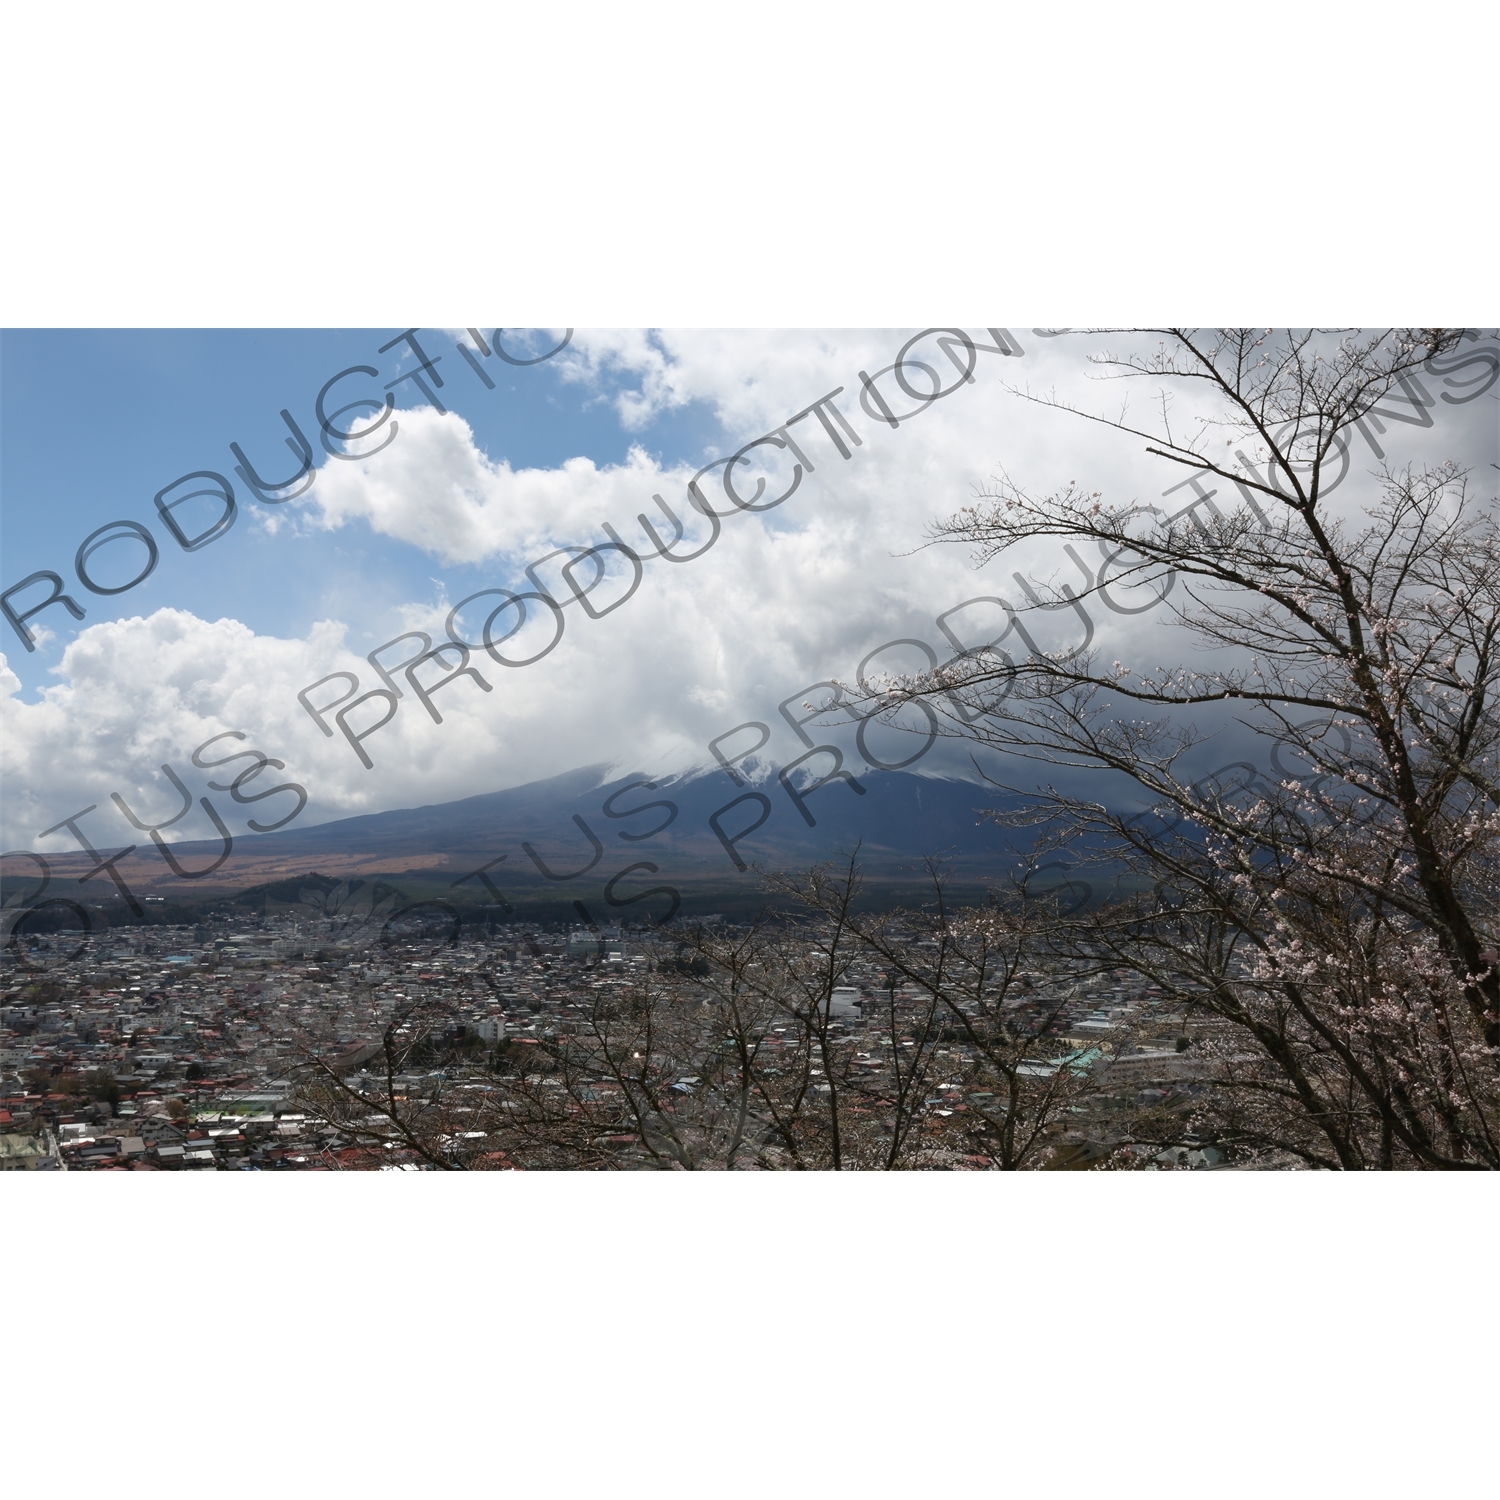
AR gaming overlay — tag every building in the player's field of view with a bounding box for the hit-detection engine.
[0,1127,64,1170]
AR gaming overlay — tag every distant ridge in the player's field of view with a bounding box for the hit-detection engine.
[90,762,1024,897]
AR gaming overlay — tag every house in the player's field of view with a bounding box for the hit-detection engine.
[0,1128,64,1170]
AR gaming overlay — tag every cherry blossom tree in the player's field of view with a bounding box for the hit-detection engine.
[884,328,1500,1167]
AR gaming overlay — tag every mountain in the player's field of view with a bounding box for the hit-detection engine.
[238,761,1012,859]
[46,763,1029,913]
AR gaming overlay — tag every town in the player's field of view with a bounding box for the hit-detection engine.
[2,875,1234,1170]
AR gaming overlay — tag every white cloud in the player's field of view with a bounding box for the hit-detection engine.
[554,329,697,430]
[562,327,891,433]
[305,407,690,565]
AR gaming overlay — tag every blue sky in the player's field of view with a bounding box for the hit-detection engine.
[0,328,724,695]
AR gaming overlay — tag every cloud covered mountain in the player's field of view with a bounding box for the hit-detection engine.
[33,761,1028,915]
